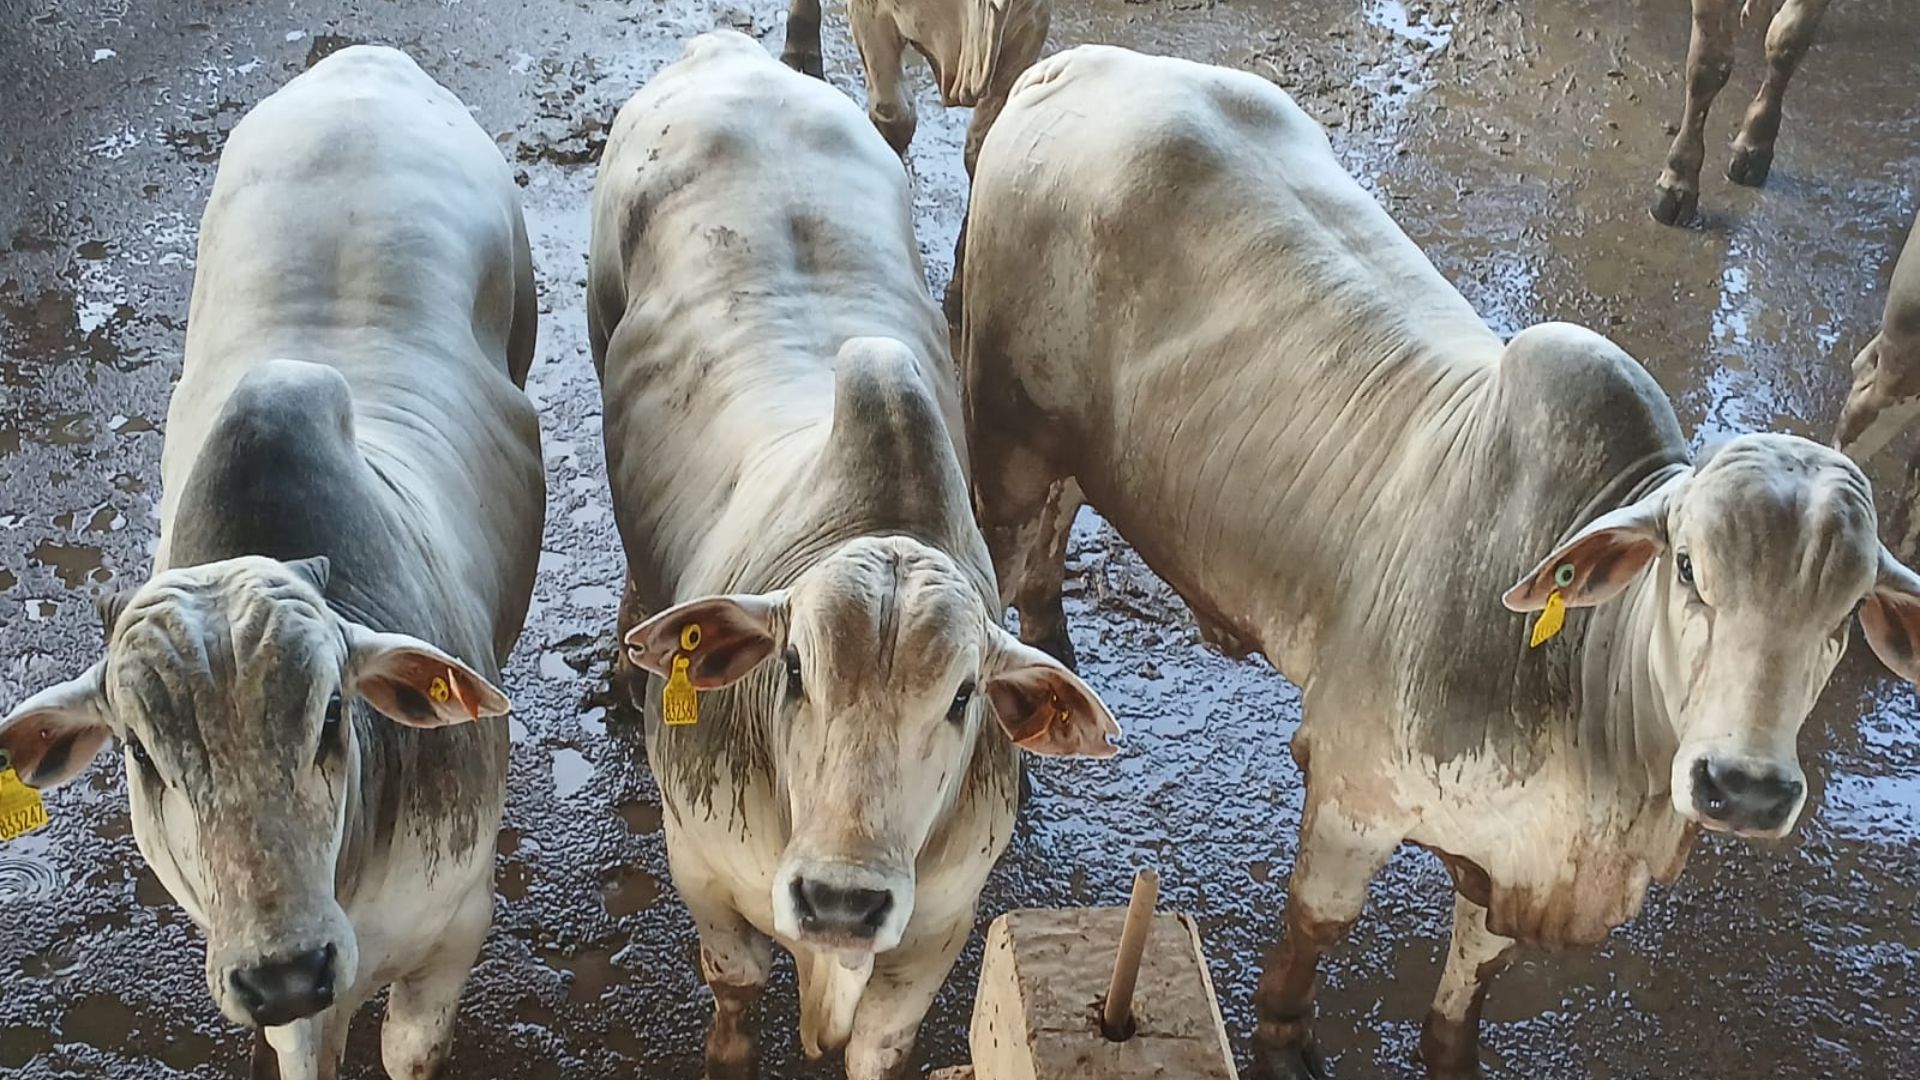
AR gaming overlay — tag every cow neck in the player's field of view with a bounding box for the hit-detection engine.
[1572,463,1689,821]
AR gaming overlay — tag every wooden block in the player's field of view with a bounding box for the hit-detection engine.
[971,908,1238,1080]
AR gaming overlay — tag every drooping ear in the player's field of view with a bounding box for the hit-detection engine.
[0,663,114,789]
[623,592,787,690]
[983,629,1121,757]
[284,555,332,595]
[1860,548,1920,684]
[1503,475,1683,612]
[344,624,509,728]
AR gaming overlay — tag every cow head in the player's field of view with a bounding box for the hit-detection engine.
[625,535,1118,953]
[1505,433,1920,839]
[0,555,508,1028]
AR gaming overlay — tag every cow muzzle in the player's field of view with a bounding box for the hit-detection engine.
[1678,754,1806,838]
[773,858,913,954]
[229,944,338,1027]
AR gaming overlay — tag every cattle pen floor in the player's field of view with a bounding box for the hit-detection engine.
[2,0,1918,1076]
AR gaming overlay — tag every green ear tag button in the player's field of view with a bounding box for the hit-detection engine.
[1553,563,1576,588]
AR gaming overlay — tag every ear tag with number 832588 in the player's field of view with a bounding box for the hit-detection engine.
[662,623,702,726]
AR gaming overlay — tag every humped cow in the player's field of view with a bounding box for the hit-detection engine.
[1652,0,1832,225]
[780,0,1047,172]
[587,31,1118,1080]
[0,46,544,1080]
[959,44,1920,1078]
[1835,213,1920,462]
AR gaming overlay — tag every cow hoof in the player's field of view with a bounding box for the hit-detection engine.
[1727,143,1773,187]
[1252,1043,1329,1080]
[1649,184,1698,228]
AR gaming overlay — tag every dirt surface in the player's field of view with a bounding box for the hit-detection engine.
[2,0,1918,1077]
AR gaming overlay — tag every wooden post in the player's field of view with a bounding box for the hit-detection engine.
[1101,869,1160,1040]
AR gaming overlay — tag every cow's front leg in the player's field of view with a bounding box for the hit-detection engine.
[844,919,972,1080]
[1728,0,1831,186]
[849,0,917,158]
[1252,793,1398,1080]
[1417,892,1515,1079]
[381,884,491,1078]
[692,900,774,1080]
[960,5,1049,177]
[262,1013,331,1080]
[1653,0,1737,225]
[781,0,826,79]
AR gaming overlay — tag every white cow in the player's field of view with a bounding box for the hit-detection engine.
[588,32,1118,1080]
[1835,212,1920,461]
[0,46,544,1080]
[779,0,1048,172]
[961,45,1920,1078]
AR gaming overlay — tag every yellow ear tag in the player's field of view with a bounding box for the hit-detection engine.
[0,752,50,843]
[429,676,452,704]
[662,623,702,727]
[1529,564,1576,648]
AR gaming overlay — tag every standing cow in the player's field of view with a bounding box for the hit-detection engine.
[1652,0,1831,225]
[0,46,544,1080]
[1835,213,1920,462]
[961,45,1920,1078]
[780,0,1046,172]
[588,32,1118,1080]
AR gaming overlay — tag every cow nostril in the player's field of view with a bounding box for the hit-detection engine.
[858,889,894,931]
[1690,758,1729,818]
[789,877,814,920]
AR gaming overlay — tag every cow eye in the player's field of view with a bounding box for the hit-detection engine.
[319,693,344,762]
[124,732,154,773]
[1675,553,1695,588]
[784,649,804,701]
[948,681,975,724]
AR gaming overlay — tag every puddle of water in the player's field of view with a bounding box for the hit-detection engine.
[0,833,64,903]
[618,800,663,836]
[551,748,594,799]
[29,540,109,588]
[541,943,626,1006]
[603,864,662,918]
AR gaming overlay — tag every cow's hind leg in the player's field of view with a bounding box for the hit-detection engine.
[1728,0,1831,186]
[849,0,916,157]
[381,885,491,1078]
[781,0,825,79]
[1252,792,1399,1079]
[1417,892,1515,1079]
[1653,0,1737,226]
[1003,479,1083,669]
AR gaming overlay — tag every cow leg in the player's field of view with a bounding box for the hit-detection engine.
[1005,479,1083,669]
[1728,0,1831,186]
[781,0,825,80]
[1417,892,1515,1079]
[849,0,916,158]
[1652,0,1737,226]
[692,899,774,1079]
[843,917,973,1079]
[381,885,491,1078]
[1252,795,1398,1080]
[960,5,1050,177]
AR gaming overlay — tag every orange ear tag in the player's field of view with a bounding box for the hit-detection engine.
[0,751,49,843]
[1529,564,1575,648]
[662,623,702,726]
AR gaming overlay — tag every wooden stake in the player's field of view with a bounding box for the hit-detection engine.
[1101,868,1160,1040]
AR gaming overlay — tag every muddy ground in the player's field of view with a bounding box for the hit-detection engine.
[2,0,1917,1076]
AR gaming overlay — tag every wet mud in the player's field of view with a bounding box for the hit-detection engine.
[2,0,1917,1077]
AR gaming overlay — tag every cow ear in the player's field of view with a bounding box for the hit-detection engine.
[285,555,332,595]
[345,624,509,728]
[1,663,114,789]
[1860,548,1920,684]
[1504,475,1682,612]
[624,592,787,690]
[984,629,1121,757]
[95,589,136,644]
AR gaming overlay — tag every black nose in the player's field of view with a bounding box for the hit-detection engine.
[1691,758,1803,833]
[230,945,337,1027]
[790,877,894,939]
